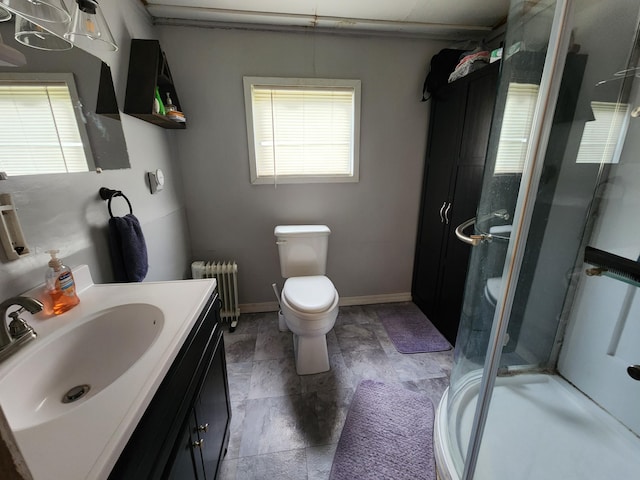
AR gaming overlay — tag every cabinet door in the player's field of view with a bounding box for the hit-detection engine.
[459,66,499,166]
[194,332,232,479]
[165,412,205,480]
[438,65,499,343]
[438,164,485,342]
[412,84,465,315]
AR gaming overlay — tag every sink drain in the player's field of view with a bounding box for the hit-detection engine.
[62,384,91,403]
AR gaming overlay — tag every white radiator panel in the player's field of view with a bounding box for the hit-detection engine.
[191,261,240,331]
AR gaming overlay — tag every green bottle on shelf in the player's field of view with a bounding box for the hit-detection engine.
[154,87,166,115]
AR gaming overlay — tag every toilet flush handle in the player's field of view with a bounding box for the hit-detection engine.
[276,240,287,245]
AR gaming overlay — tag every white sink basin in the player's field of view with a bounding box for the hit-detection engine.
[0,303,164,431]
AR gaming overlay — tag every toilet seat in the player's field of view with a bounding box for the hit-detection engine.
[484,277,502,306]
[283,276,336,313]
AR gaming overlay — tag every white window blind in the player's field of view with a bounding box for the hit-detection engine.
[575,101,627,164]
[494,83,540,174]
[244,77,361,184]
[0,83,89,176]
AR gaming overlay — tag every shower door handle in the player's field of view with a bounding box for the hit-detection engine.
[455,217,491,246]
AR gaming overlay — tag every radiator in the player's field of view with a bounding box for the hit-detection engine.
[191,261,240,331]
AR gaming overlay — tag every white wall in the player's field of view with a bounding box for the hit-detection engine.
[159,26,447,305]
[0,0,192,300]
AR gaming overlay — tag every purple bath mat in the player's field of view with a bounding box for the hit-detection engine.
[329,380,436,480]
[378,303,451,354]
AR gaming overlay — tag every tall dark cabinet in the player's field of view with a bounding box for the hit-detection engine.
[412,62,500,344]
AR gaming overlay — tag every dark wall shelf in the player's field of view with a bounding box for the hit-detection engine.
[124,39,186,129]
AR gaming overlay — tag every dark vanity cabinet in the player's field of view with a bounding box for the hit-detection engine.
[124,39,186,129]
[412,62,500,344]
[109,292,231,480]
[166,328,232,479]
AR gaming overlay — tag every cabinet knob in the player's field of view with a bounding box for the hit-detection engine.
[198,423,209,432]
[192,438,204,448]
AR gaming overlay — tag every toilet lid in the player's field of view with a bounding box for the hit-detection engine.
[283,276,336,313]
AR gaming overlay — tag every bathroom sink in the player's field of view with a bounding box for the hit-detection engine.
[0,303,164,431]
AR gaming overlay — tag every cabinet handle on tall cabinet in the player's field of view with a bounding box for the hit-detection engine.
[192,439,204,448]
[439,202,446,223]
[444,203,452,224]
[198,423,209,432]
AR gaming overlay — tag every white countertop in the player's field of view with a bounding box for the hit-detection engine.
[0,266,216,479]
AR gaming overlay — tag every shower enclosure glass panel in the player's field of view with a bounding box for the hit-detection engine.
[445,0,560,475]
[441,0,640,479]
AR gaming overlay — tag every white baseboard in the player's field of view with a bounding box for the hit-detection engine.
[239,292,412,314]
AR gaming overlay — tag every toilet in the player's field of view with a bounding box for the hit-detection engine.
[274,225,339,375]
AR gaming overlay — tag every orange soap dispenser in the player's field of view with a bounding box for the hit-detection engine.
[45,249,80,315]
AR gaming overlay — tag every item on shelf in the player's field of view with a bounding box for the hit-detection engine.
[165,92,177,113]
[490,47,503,63]
[448,50,490,83]
[166,110,185,122]
[153,87,165,115]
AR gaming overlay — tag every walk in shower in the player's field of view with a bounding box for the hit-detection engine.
[434,0,640,478]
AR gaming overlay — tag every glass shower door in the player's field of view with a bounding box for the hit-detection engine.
[442,0,640,479]
[444,0,562,475]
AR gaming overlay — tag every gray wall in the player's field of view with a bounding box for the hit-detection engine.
[159,26,447,305]
[0,1,192,300]
[0,5,448,306]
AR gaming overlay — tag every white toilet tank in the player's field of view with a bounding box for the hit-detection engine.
[275,225,331,278]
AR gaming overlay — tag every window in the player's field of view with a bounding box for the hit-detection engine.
[0,73,92,176]
[575,101,628,164]
[494,83,540,174]
[243,77,361,184]
[494,85,629,173]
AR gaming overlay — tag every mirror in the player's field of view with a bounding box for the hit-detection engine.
[0,19,130,175]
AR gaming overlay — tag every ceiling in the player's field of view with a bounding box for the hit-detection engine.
[143,0,510,40]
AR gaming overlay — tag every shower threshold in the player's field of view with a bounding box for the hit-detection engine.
[434,372,640,479]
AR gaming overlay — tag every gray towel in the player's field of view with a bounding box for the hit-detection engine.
[108,213,148,282]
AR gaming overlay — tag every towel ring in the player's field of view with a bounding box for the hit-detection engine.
[99,187,133,218]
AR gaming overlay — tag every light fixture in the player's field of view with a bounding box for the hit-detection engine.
[65,0,117,52]
[15,14,72,51]
[0,31,26,66]
[0,0,70,24]
[0,6,11,22]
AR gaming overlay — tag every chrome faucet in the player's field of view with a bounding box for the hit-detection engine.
[0,296,43,362]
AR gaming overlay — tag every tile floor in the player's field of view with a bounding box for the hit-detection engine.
[219,303,453,480]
